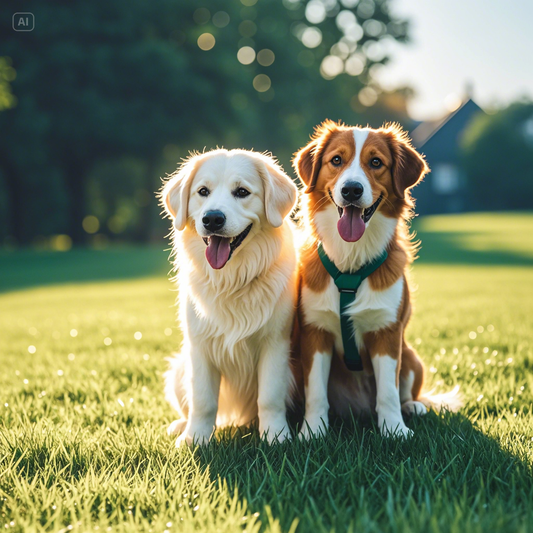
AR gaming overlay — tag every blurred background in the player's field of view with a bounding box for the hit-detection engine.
[0,0,532,252]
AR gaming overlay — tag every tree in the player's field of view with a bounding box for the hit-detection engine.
[461,101,533,210]
[0,0,412,244]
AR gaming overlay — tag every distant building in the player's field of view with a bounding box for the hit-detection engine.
[410,98,485,215]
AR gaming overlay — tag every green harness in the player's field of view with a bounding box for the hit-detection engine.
[317,242,388,371]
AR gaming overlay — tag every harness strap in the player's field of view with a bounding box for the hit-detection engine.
[317,241,388,371]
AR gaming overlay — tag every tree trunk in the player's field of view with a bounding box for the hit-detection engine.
[0,153,29,244]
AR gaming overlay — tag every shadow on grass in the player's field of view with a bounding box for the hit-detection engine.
[0,246,170,293]
[192,412,533,533]
[415,230,533,266]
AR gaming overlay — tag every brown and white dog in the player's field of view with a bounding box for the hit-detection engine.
[293,120,459,439]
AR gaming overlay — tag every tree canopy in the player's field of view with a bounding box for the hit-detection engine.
[0,0,413,245]
[461,101,533,210]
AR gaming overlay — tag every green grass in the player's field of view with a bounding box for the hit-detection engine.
[0,246,170,293]
[1,212,533,533]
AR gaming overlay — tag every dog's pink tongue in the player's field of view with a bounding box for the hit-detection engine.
[337,206,365,242]
[205,236,231,269]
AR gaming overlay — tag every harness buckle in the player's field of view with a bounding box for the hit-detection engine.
[339,288,357,293]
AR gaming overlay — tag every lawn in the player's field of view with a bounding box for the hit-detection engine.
[1,212,532,533]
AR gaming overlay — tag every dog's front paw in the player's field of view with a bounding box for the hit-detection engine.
[260,417,291,444]
[174,421,214,447]
[175,430,212,447]
[378,418,413,439]
[299,417,328,440]
[264,425,291,444]
[175,432,194,447]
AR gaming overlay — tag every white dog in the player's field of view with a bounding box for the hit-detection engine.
[161,149,298,446]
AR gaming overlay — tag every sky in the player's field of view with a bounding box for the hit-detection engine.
[375,0,533,121]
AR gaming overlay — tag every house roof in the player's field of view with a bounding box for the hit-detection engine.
[411,98,484,149]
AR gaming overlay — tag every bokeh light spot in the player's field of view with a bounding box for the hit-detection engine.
[331,42,350,60]
[345,24,364,42]
[306,1,327,24]
[301,27,322,48]
[108,216,126,234]
[363,40,385,61]
[193,8,210,25]
[50,234,72,251]
[363,19,385,37]
[237,46,256,65]
[253,74,271,93]
[357,0,375,19]
[197,33,216,51]
[336,10,357,31]
[345,54,365,76]
[257,49,275,67]
[340,0,359,7]
[358,86,378,106]
[82,215,100,234]
[212,11,230,28]
[320,55,344,79]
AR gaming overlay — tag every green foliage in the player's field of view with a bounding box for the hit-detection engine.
[461,101,533,210]
[0,213,533,532]
[0,57,16,110]
[0,0,413,245]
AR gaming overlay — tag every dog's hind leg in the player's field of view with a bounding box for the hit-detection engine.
[400,341,462,414]
[167,418,188,435]
[400,341,428,416]
[164,352,190,434]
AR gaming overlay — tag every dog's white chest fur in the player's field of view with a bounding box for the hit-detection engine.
[302,276,403,351]
[184,282,280,381]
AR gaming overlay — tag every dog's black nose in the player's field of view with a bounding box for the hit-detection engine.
[341,181,364,203]
[202,210,226,232]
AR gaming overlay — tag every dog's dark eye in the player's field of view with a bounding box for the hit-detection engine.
[234,187,250,198]
[370,158,382,168]
[198,187,210,197]
[331,155,342,167]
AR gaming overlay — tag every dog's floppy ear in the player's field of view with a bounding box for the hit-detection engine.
[384,124,429,199]
[293,140,319,193]
[255,154,297,228]
[161,156,199,231]
[293,119,340,193]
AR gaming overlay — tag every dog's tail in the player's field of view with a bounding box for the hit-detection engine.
[418,385,462,412]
